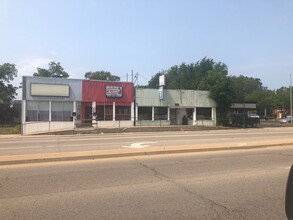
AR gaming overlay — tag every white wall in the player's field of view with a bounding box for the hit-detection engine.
[22,122,74,135]
[96,121,134,128]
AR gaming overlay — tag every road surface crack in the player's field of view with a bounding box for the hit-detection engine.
[136,159,245,219]
[136,160,171,182]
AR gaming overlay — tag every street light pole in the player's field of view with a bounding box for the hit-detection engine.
[289,74,293,124]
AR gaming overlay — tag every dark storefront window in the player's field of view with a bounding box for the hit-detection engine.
[96,106,105,120]
[186,108,194,120]
[154,107,168,120]
[95,105,113,121]
[105,106,113,120]
[116,106,131,120]
[196,108,212,120]
[138,107,152,120]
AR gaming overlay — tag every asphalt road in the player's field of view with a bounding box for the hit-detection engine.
[1,127,293,156]
[1,146,293,220]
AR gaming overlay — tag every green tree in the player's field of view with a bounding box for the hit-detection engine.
[246,88,277,116]
[230,75,263,102]
[147,58,234,124]
[84,71,120,81]
[197,66,233,123]
[275,87,292,111]
[0,63,18,125]
[33,61,69,78]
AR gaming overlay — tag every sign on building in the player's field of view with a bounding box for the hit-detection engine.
[31,84,70,97]
[159,86,164,100]
[159,75,165,86]
[106,86,123,98]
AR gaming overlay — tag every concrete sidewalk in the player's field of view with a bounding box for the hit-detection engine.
[1,138,293,166]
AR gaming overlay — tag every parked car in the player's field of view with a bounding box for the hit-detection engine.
[280,118,288,124]
[286,116,293,123]
[228,114,260,127]
[279,116,293,124]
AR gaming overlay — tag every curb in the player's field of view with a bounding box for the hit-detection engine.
[1,142,293,166]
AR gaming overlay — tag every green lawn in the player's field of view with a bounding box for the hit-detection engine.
[0,125,21,134]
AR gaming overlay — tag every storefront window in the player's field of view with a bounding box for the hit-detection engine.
[138,107,152,120]
[38,102,49,121]
[52,102,73,121]
[186,108,194,120]
[196,108,212,120]
[26,101,38,121]
[26,101,49,121]
[116,106,130,120]
[154,107,168,120]
[63,102,72,121]
[96,106,105,120]
[52,102,63,121]
[105,106,113,121]
[76,102,82,120]
[95,105,114,121]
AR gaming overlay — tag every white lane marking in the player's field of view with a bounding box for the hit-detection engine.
[123,142,157,149]
[0,146,57,150]
[238,143,247,146]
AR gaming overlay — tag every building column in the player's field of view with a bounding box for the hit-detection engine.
[135,105,138,123]
[73,101,77,128]
[152,107,155,121]
[92,101,96,127]
[212,107,216,124]
[113,102,115,121]
[131,102,134,122]
[193,108,196,125]
[73,101,77,114]
[49,101,52,121]
[21,100,26,135]
[21,100,26,124]
[167,107,170,121]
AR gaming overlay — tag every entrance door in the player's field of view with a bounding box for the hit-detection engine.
[85,106,92,124]
[170,108,178,125]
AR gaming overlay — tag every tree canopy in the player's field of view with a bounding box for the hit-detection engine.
[148,58,234,123]
[146,57,293,122]
[84,71,120,81]
[0,63,18,125]
[33,61,69,78]
[230,75,263,102]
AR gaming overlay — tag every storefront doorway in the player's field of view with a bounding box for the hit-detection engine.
[170,108,194,125]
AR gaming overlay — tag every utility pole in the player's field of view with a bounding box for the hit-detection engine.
[136,72,139,89]
[289,74,293,124]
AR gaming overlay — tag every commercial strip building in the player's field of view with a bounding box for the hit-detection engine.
[135,88,216,127]
[21,76,217,134]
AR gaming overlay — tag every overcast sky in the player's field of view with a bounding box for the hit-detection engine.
[1,0,293,98]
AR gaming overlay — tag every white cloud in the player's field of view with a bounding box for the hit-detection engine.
[17,57,52,77]
[13,57,52,99]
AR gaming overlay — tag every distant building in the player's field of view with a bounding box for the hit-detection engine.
[230,103,257,117]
